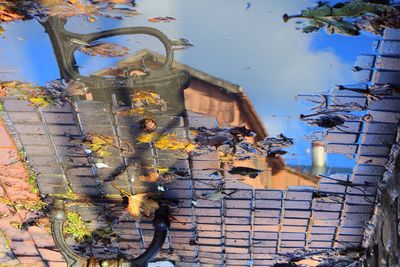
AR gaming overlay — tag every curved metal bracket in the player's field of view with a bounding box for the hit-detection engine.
[40,17,177,90]
[50,199,170,267]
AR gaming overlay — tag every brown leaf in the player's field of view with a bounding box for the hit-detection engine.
[66,80,88,96]
[79,42,130,57]
[0,4,25,22]
[83,134,114,157]
[148,16,176,23]
[45,0,98,22]
[37,0,64,7]
[91,0,135,3]
[138,172,159,182]
[139,118,157,132]
[126,193,159,220]
[0,81,53,107]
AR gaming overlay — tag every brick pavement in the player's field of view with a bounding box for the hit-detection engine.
[0,118,66,266]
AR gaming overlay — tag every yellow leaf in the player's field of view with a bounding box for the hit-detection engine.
[9,222,21,229]
[219,151,235,162]
[116,107,145,116]
[84,134,114,158]
[154,133,184,150]
[189,129,198,136]
[28,97,50,108]
[131,91,161,106]
[156,167,170,174]
[154,133,196,153]
[126,193,159,220]
[183,143,197,153]
[137,132,158,143]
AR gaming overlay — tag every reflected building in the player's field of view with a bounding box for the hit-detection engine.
[95,50,327,190]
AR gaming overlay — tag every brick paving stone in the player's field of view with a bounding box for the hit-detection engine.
[28,226,55,248]
[18,256,47,266]
[0,148,18,165]
[14,124,46,135]
[18,134,52,146]
[357,156,388,166]
[43,113,75,124]
[329,121,363,133]
[355,55,375,69]
[0,127,15,148]
[376,56,400,71]
[326,143,358,155]
[3,99,35,112]
[361,133,395,145]
[325,132,359,144]
[383,28,400,40]
[224,217,251,225]
[48,261,68,267]
[11,240,39,256]
[225,209,250,217]
[353,69,372,83]
[380,40,400,55]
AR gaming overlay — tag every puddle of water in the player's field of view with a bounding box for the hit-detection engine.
[0,0,391,264]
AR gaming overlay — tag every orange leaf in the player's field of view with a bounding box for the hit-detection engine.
[116,107,145,116]
[126,193,159,220]
[138,172,159,182]
[79,42,130,57]
[0,5,25,23]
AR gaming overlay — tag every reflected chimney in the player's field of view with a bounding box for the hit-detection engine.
[311,141,326,176]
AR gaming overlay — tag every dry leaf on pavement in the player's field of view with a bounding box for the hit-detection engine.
[138,172,159,182]
[79,42,130,57]
[126,193,159,220]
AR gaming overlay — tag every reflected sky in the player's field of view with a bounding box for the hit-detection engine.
[0,0,377,168]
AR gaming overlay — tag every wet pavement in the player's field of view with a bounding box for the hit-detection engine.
[1,2,400,266]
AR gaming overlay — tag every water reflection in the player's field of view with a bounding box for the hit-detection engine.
[0,0,386,266]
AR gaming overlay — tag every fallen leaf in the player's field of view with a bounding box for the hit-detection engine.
[65,80,88,96]
[9,221,21,229]
[79,42,130,57]
[138,172,159,182]
[27,97,50,107]
[182,142,197,153]
[45,0,98,22]
[139,118,157,132]
[83,134,114,157]
[126,193,159,220]
[228,166,263,179]
[171,38,194,50]
[148,16,176,23]
[91,0,135,4]
[116,107,145,116]
[219,151,235,162]
[137,132,158,143]
[0,4,25,23]
[37,0,64,7]
[202,189,236,201]
[0,80,62,108]
[154,133,195,152]
[156,167,170,174]
[131,91,162,106]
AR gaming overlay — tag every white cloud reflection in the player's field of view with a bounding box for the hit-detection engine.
[122,0,352,120]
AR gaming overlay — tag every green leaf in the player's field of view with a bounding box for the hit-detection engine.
[302,25,321,33]
[301,4,332,18]
[325,19,360,36]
